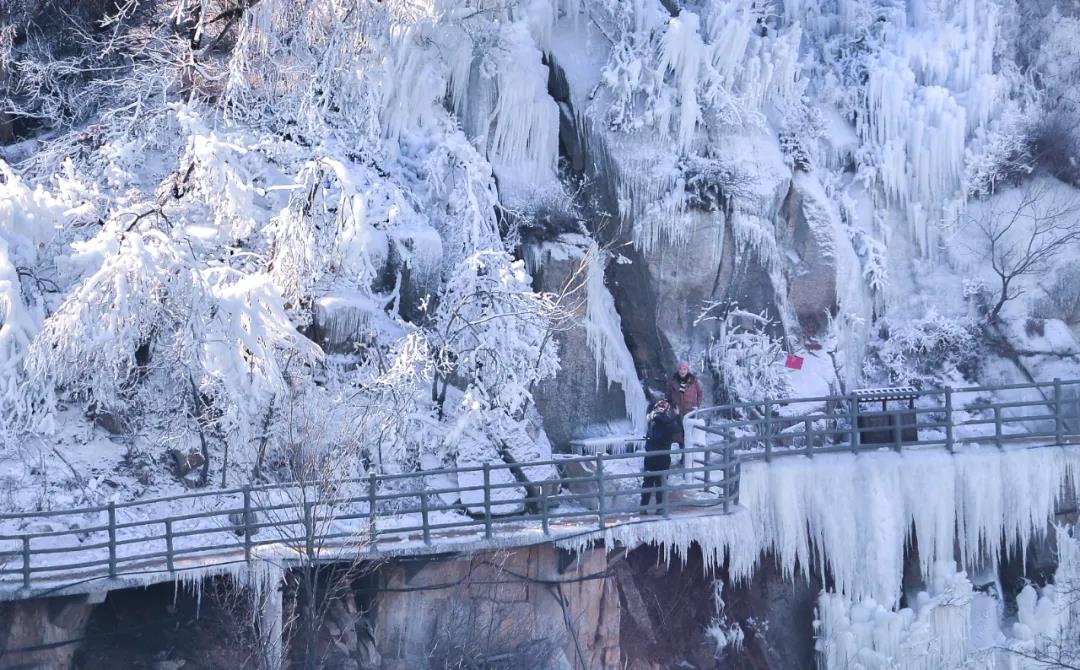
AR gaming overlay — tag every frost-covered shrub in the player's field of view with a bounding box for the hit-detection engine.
[706,580,744,658]
[0,161,98,418]
[425,250,563,471]
[849,228,888,302]
[1032,110,1080,188]
[962,278,993,317]
[22,227,320,444]
[432,250,559,419]
[226,0,389,146]
[1027,10,1080,185]
[779,101,825,171]
[863,313,981,388]
[680,155,755,210]
[1033,265,1080,326]
[965,102,1034,196]
[594,0,671,134]
[701,306,790,406]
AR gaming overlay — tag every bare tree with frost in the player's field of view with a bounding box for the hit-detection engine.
[246,389,381,670]
[970,180,1080,323]
[427,248,583,494]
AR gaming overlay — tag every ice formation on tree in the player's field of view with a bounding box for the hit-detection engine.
[0,0,581,481]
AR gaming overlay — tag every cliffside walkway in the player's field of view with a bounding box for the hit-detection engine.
[1,379,1078,599]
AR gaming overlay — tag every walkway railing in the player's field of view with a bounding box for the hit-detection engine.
[686,378,1080,461]
[0,442,739,593]
[1,378,1077,594]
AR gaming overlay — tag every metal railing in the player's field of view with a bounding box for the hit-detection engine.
[0,442,739,592]
[1,378,1077,594]
[686,378,1080,462]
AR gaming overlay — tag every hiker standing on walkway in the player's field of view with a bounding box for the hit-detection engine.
[641,400,678,511]
[666,360,703,447]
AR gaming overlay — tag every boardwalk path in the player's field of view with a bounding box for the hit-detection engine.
[1,379,1077,599]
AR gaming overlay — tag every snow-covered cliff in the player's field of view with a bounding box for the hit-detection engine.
[2,0,1080,665]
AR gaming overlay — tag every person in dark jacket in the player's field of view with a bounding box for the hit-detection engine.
[666,360,703,447]
[641,400,678,511]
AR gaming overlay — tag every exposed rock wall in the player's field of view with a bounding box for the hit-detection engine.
[5,528,1070,669]
[374,544,620,669]
[0,594,97,670]
[719,557,822,669]
[371,542,826,669]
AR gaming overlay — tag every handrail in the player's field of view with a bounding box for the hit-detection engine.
[0,442,740,592]
[685,378,1080,461]
[0,378,1077,594]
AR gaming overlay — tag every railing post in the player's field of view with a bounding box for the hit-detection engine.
[763,402,773,462]
[662,454,671,518]
[850,396,861,453]
[482,463,493,540]
[723,445,734,514]
[804,418,814,458]
[733,443,741,507]
[541,486,550,536]
[420,488,431,545]
[994,406,1003,449]
[108,502,117,579]
[703,447,712,488]
[21,535,30,590]
[1055,378,1065,445]
[242,485,252,563]
[892,411,902,452]
[368,473,378,547]
[944,387,955,453]
[595,454,606,530]
[165,520,175,573]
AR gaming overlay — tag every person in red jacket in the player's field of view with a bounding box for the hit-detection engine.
[666,360,703,446]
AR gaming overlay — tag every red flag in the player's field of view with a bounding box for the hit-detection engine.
[785,354,804,370]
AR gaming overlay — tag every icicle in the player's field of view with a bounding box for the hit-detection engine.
[815,563,975,670]
[741,446,1080,606]
[658,11,705,153]
[487,23,560,183]
[555,507,758,583]
[583,246,648,431]
[854,0,1004,259]
[381,24,450,142]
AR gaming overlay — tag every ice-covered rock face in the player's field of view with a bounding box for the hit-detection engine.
[6,0,1080,606]
[782,172,851,336]
[527,237,647,446]
[639,210,734,357]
